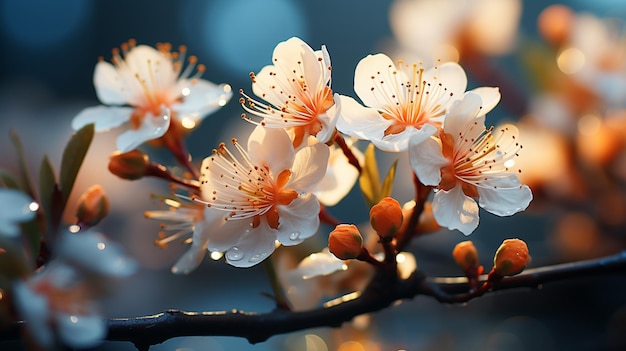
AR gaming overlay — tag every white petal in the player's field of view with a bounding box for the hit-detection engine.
[278,37,323,92]
[442,92,484,138]
[173,80,232,122]
[225,221,277,268]
[247,126,295,175]
[409,136,447,186]
[470,87,501,114]
[289,143,329,193]
[56,230,137,277]
[0,189,36,237]
[296,248,347,279]
[424,62,468,102]
[56,312,106,349]
[432,185,479,235]
[93,61,128,105]
[275,195,320,245]
[477,176,533,216]
[12,280,54,348]
[335,95,391,140]
[171,220,210,275]
[353,53,398,109]
[373,124,438,152]
[316,141,362,206]
[116,106,170,152]
[205,212,250,253]
[72,106,133,132]
[313,94,341,144]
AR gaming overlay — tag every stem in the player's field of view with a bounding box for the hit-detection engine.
[262,258,290,311]
[334,134,362,173]
[145,163,200,191]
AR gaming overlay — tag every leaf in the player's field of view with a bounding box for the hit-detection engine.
[59,123,94,209]
[10,130,36,199]
[359,143,380,208]
[0,169,20,189]
[39,155,57,234]
[380,159,398,200]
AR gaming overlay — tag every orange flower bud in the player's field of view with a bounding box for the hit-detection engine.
[493,239,530,277]
[108,150,150,180]
[328,224,363,260]
[75,185,109,227]
[369,197,403,238]
[452,241,479,272]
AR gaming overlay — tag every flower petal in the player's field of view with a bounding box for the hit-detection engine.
[353,54,398,109]
[477,176,533,216]
[432,185,479,235]
[316,140,362,206]
[93,61,128,105]
[205,211,249,253]
[289,143,329,193]
[442,92,484,139]
[12,281,54,348]
[173,80,232,122]
[56,230,137,277]
[296,248,347,279]
[0,189,36,237]
[224,221,277,268]
[116,106,170,152]
[247,126,295,175]
[373,123,438,152]
[55,312,106,349]
[336,95,391,140]
[72,106,133,132]
[171,220,211,275]
[276,195,321,245]
[423,62,468,102]
[409,136,448,186]
[470,87,501,114]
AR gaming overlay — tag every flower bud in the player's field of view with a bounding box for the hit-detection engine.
[452,241,479,272]
[75,185,109,227]
[108,150,150,180]
[328,224,363,260]
[369,197,403,238]
[493,239,530,277]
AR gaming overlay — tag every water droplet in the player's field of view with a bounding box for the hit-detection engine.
[248,252,267,263]
[289,232,300,241]
[226,247,243,261]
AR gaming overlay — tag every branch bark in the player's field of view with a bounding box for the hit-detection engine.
[2,251,626,350]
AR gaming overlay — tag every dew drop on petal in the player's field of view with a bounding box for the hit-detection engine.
[226,247,243,261]
[289,232,301,241]
[249,253,266,263]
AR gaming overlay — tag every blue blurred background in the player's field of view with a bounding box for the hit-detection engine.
[2,0,626,350]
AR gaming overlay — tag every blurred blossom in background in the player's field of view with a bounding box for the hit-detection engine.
[2,0,626,350]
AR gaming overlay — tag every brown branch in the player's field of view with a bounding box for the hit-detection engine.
[2,251,626,350]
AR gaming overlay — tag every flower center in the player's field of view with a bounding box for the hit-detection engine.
[239,56,334,146]
[438,123,522,197]
[369,61,452,136]
[107,40,206,129]
[201,139,299,229]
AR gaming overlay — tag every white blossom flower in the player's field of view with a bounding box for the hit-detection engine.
[12,230,136,349]
[240,37,339,149]
[0,189,38,237]
[409,93,532,235]
[146,194,224,274]
[198,125,329,267]
[337,53,500,152]
[72,40,232,152]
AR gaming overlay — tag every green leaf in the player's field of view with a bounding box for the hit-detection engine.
[0,169,20,189]
[359,143,380,208]
[39,155,57,234]
[60,123,94,209]
[380,159,398,200]
[10,130,36,199]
